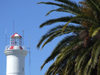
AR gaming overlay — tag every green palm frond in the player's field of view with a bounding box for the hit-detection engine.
[75,47,91,75]
[38,1,81,15]
[38,2,67,8]
[91,41,100,68]
[40,16,80,28]
[86,0,100,12]
[92,27,100,37]
[62,14,98,32]
[46,8,65,16]
[37,25,84,48]
[41,30,62,48]
[53,39,80,65]
[40,26,84,48]
[44,37,80,74]
[37,25,64,48]
[45,61,58,75]
[55,0,80,8]
[46,7,79,16]
[41,35,76,69]
[83,41,100,75]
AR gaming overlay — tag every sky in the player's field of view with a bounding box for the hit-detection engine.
[0,0,81,75]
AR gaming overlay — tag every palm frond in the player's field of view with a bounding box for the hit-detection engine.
[39,1,82,15]
[46,7,80,16]
[86,0,100,12]
[37,25,64,48]
[91,41,100,68]
[41,30,62,48]
[55,0,80,8]
[46,8,65,16]
[41,35,76,69]
[40,16,80,28]
[38,2,67,8]
[62,14,98,31]
[41,25,84,48]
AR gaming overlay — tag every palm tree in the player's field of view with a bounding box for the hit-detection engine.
[37,0,100,75]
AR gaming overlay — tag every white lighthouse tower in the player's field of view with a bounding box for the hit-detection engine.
[5,33,27,75]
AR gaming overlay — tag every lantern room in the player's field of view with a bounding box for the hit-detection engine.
[11,33,22,46]
[9,33,23,50]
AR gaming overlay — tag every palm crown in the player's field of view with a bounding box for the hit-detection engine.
[37,0,100,75]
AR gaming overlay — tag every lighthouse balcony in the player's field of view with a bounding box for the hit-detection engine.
[5,45,26,50]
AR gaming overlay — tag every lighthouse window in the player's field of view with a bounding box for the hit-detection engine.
[11,38,22,46]
[11,38,15,46]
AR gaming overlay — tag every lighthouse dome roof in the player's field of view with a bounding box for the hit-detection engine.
[11,33,22,38]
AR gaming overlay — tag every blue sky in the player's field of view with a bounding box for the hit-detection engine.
[0,0,81,75]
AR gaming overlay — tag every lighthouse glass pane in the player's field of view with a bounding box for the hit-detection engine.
[11,39,15,46]
[11,38,22,46]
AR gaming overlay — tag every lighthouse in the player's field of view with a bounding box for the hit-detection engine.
[4,33,27,75]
